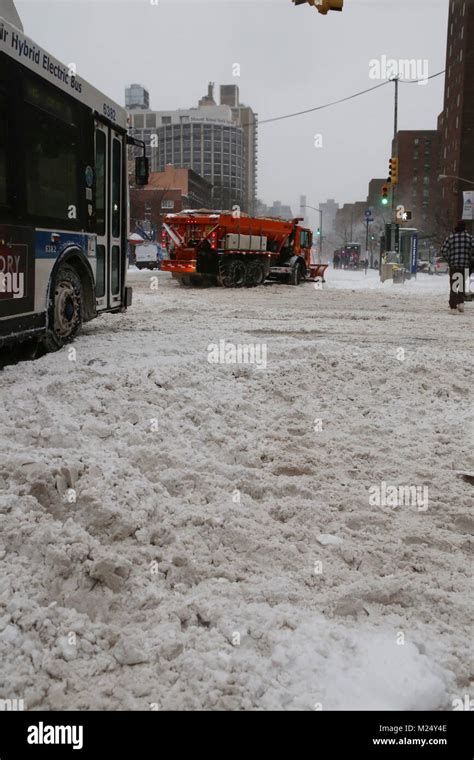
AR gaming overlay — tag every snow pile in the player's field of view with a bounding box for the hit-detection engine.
[326,267,450,295]
[0,270,471,710]
[262,617,450,711]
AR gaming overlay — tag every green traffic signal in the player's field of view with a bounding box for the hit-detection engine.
[381,198,389,206]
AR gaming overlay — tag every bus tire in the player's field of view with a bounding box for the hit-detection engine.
[43,265,83,351]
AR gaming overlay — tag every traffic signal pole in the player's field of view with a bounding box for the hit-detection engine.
[365,218,369,268]
[390,77,399,249]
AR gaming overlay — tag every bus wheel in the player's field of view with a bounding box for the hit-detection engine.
[44,265,83,351]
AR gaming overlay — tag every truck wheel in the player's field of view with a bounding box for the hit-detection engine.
[220,258,245,287]
[245,260,265,287]
[43,264,83,351]
[230,260,246,287]
[290,261,303,286]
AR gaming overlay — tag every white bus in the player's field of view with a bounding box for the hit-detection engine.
[0,3,148,351]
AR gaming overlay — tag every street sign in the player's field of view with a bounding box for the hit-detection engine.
[364,209,372,218]
[462,191,473,221]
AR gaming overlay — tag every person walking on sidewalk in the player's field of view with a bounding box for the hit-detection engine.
[441,221,473,313]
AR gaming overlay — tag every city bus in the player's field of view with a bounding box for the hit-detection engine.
[0,4,148,351]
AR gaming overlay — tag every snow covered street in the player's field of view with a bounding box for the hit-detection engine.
[0,268,472,710]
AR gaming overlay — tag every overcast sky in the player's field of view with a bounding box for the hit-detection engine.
[15,0,449,227]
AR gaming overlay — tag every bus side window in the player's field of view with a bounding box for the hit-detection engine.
[24,108,79,222]
[0,86,8,207]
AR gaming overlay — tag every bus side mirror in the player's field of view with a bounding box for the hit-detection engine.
[135,156,149,186]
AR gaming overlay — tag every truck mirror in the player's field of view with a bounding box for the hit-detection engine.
[135,156,149,186]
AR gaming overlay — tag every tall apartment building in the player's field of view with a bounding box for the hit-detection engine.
[125,84,149,111]
[438,0,474,230]
[127,84,246,211]
[391,130,440,236]
[366,180,386,209]
[299,195,308,226]
[219,85,258,215]
[319,198,339,233]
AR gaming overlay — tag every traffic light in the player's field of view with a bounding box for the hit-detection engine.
[381,184,389,205]
[292,0,344,13]
[388,157,399,185]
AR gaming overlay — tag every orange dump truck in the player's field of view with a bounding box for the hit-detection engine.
[160,211,328,288]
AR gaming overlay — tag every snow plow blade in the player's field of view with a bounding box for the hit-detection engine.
[307,263,328,282]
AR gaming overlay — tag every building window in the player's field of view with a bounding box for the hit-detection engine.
[134,114,144,128]
[162,116,172,125]
[145,114,156,128]
[161,199,174,209]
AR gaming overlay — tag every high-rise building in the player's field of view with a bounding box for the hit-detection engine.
[125,84,150,111]
[299,195,308,225]
[318,199,339,233]
[266,200,294,220]
[391,130,440,236]
[367,179,386,209]
[219,85,258,215]
[127,86,245,211]
[438,0,474,231]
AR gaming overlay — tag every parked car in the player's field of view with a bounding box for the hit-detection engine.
[417,260,430,273]
[428,256,449,275]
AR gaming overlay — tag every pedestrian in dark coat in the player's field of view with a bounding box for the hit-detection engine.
[441,221,473,313]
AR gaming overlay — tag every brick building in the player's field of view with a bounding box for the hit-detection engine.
[129,167,213,238]
[148,166,213,209]
[391,130,441,237]
[438,0,474,233]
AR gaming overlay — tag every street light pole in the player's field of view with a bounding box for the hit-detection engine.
[438,174,474,185]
